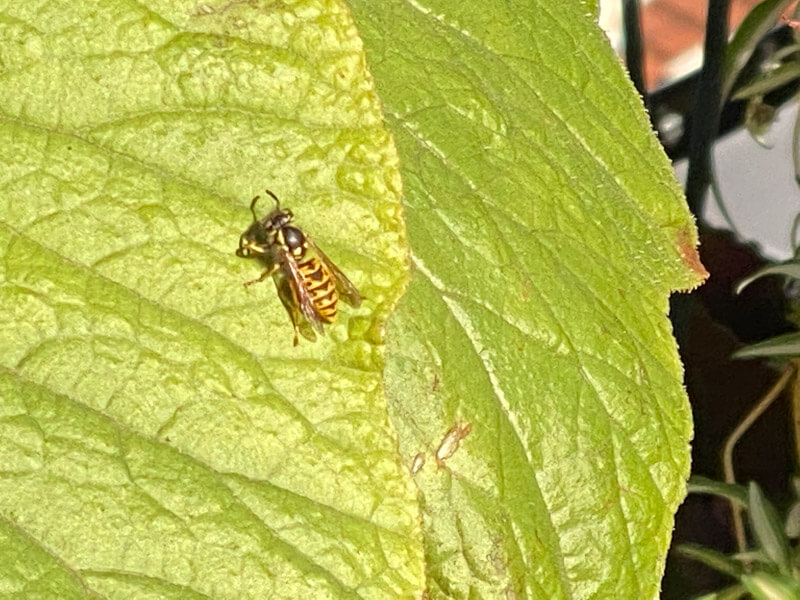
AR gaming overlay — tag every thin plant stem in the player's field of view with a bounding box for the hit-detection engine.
[622,0,646,99]
[792,99,800,187]
[792,360,800,466]
[791,211,800,254]
[722,364,796,551]
[685,0,730,214]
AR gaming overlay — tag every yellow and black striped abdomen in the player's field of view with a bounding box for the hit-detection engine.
[298,254,338,322]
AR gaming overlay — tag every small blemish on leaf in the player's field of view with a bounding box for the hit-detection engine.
[410,452,425,475]
[436,422,472,467]
[431,372,440,392]
[192,0,256,18]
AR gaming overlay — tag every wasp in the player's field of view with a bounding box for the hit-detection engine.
[236,190,362,345]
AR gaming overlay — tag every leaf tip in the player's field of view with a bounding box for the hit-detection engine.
[676,226,709,289]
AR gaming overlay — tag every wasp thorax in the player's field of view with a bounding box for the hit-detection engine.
[282,226,305,250]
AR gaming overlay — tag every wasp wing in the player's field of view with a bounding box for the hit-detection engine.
[305,238,362,308]
[278,251,326,337]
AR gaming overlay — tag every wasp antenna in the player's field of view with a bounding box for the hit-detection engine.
[264,189,281,210]
[249,195,260,221]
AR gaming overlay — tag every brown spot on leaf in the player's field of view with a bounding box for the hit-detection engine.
[436,422,472,467]
[676,226,709,288]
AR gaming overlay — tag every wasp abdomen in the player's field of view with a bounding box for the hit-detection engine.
[298,255,338,322]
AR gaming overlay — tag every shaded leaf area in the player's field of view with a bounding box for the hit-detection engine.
[348,1,705,599]
[0,1,421,598]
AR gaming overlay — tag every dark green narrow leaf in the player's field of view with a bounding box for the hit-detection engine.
[735,260,800,294]
[723,0,798,101]
[748,482,792,571]
[783,501,800,538]
[348,0,706,598]
[677,544,743,578]
[734,333,800,359]
[688,475,750,506]
[742,572,800,600]
[733,63,800,100]
[694,584,750,600]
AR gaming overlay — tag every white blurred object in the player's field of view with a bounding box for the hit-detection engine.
[599,0,659,53]
[662,45,703,86]
[599,0,623,52]
[674,101,800,261]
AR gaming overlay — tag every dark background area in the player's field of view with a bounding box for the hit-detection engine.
[613,2,800,595]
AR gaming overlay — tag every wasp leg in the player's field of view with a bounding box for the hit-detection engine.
[282,300,301,346]
[290,317,300,346]
[274,275,316,345]
[243,263,278,287]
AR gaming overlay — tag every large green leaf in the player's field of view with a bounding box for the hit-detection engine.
[0,1,422,598]
[347,1,706,599]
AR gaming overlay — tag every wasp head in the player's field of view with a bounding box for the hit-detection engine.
[236,191,293,258]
